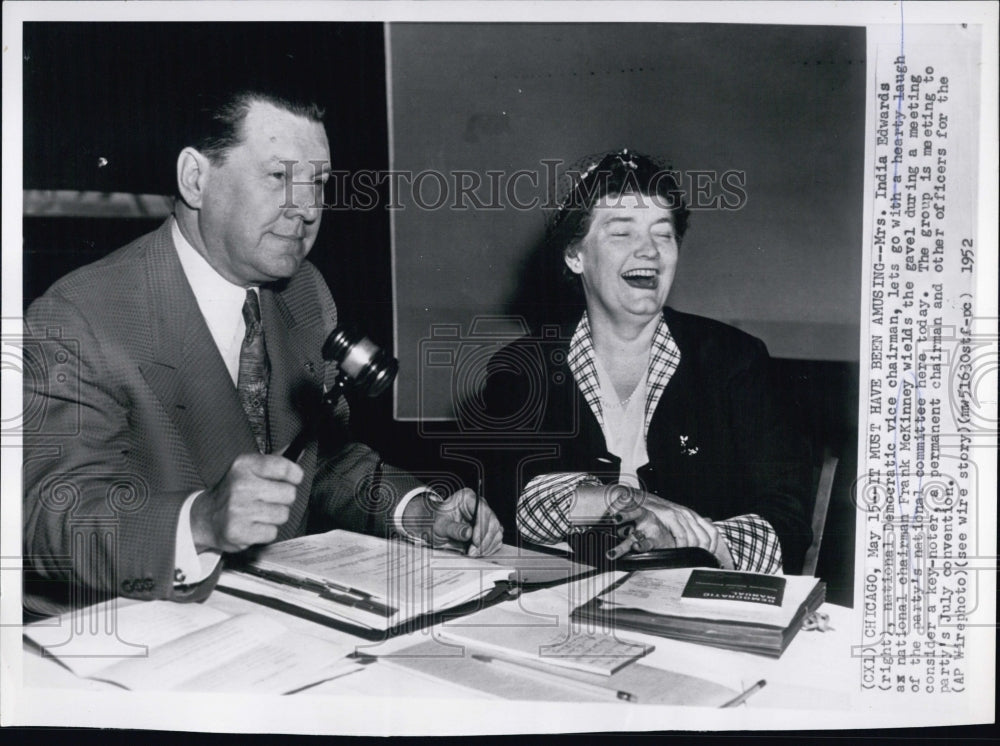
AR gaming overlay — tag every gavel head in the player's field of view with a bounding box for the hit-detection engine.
[321,326,399,398]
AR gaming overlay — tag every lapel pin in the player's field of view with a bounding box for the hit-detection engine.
[679,435,699,456]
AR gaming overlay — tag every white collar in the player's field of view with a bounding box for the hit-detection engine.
[171,217,255,384]
[171,217,252,305]
[568,310,681,434]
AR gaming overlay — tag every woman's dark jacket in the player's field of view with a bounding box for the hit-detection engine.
[481,307,814,573]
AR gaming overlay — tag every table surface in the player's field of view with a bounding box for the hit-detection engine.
[21,556,859,710]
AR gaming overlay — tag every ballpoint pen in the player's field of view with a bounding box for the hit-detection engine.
[238,565,396,617]
[471,654,636,703]
[467,474,482,554]
[720,679,767,708]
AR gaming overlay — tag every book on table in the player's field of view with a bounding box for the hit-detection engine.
[23,599,358,693]
[571,567,826,658]
[218,530,593,635]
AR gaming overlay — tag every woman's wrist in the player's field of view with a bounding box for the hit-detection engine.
[569,480,614,525]
[714,536,736,569]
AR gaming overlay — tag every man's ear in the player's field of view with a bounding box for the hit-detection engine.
[564,248,584,275]
[176,147,211,209]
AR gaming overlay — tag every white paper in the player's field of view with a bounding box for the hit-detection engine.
[25,600,354,693]
[101,614,352,693]
[24,600,230,679]
[439,604,653,675]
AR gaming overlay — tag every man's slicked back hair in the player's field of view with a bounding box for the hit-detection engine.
[192,89,326,164]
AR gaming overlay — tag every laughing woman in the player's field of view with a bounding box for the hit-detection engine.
[484,150,813,573]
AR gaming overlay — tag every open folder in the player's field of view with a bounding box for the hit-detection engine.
[218,530,594,637]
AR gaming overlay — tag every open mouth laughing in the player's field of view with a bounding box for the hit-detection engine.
[621,268,659,289]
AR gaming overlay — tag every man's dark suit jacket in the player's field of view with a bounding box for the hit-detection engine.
[23,220,421,614]
[483,307,814,573]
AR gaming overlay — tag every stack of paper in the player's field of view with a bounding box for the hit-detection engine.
[23,599,357,693]
[572,568,825,657]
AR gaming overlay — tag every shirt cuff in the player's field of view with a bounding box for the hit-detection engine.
[174,491,222,586]
[714,513,783,574]
[392,486,444,545]
[517,472,604,544]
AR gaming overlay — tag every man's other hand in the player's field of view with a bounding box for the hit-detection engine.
[191,454,304,553]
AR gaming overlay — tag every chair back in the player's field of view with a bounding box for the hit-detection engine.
[802,448,838,577]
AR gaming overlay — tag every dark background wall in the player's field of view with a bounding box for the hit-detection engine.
[22,22,858,606]
[388,24,865,420]
[23,22,393,336]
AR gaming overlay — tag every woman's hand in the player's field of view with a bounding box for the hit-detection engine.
[605,487,723,561]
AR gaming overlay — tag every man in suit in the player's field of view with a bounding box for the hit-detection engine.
[23,90,502,615]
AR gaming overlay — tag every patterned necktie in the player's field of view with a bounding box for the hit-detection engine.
[237,289,270,453]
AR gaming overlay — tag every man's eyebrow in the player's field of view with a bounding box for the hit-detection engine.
[267,157,332,176]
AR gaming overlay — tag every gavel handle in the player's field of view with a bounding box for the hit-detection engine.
[282,383,346,463]
[282,428,310,463]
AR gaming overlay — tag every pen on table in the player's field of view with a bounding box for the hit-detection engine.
[467,475,482,553]
[471,654,637,703]
[720,679,767,708]
[239,565,396,617]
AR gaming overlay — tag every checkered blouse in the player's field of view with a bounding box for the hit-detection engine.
[515,312,783,573]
